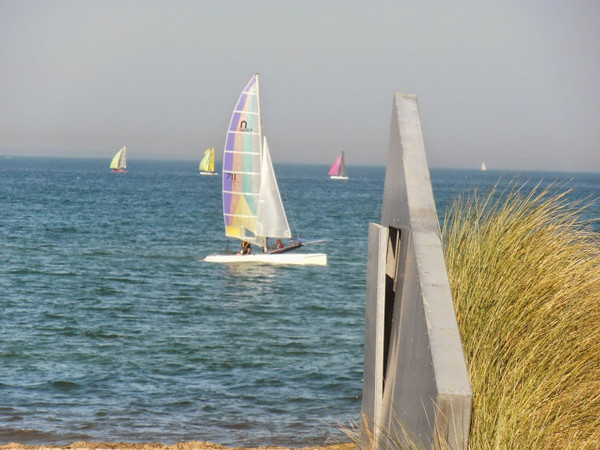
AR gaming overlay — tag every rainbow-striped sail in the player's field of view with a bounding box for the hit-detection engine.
[222,74,262,242]
[222,74,291,248]
[205,74,329,264]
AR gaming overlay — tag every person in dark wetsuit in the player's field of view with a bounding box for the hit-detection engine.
[239,241,251,255]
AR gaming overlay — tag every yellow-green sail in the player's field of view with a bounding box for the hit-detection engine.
[199,148,215,174]
[110,146,127,172]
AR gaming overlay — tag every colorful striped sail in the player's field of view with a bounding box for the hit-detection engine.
[207,74,329,263]
[222,74,262,241]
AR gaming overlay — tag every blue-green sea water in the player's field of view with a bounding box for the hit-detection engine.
[0,157,598,447]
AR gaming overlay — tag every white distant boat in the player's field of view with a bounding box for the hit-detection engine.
[110,146,128,173]
[204,74,327,266]
[199,147,218,175]
[480,162,487,171]
[329,152,349,180]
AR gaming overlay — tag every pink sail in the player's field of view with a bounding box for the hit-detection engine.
[328,154,343,176]
[328,152,348,179]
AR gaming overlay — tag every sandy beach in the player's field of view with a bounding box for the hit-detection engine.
[0,442,356,450]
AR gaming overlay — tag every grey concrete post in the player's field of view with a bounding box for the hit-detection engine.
[361,93,472,449]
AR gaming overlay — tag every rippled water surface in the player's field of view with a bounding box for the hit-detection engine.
[0,157,597,446]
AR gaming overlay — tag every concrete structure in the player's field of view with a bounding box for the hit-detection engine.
[361,93,472,449]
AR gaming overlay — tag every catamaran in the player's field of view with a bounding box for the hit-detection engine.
[204,74,327,266]
[110,146,128,173]
[199,147,218,175]
[329,152,348,180]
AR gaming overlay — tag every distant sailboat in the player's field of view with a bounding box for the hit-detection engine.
[204,74,327,266]
[480,162,487,171]
[199,147,218,175]
[110,146,128,173]
[329,152,349,180]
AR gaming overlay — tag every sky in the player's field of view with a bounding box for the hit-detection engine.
[1,0,599,171]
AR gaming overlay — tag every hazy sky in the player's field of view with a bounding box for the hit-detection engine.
[1,0,599,171]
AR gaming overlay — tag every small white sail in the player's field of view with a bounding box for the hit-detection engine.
[255,136,292,243]
[480,162,487,171]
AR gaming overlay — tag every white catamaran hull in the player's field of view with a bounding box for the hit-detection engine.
[330,175,349,180]
[204,253,327,266]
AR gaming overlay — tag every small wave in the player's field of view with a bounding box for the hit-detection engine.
[222,421,253,430]
[94,285,120,295]
[0,406,23,421]
[0,427,90,444]
[49,380,80,392]
[8,268,43,275]
[83,329,123,339]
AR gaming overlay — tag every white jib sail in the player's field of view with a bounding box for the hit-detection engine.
[255,136,291,241]
[119,146,127,169]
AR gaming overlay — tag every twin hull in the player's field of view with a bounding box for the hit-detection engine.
[204,253,327,266]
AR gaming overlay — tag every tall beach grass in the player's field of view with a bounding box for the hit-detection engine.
[345,180,599,449]
[442,180,600,448]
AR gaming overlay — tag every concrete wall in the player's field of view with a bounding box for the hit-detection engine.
[361,93,472,449]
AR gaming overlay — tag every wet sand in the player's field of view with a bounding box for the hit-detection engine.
[0,442,356,450]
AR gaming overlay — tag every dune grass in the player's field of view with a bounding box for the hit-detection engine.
[344,180,599,448]
[442,180,600,448]
[342,412,430,450]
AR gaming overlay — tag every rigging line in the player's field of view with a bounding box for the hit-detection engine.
[224,213,256,218]
[226,130,260,137]
[222,170,261,176]
[223,151,257,160]
[224,149,260,155]
[224,145,258,155]
[223,190,259,196]
[233,109,259,114]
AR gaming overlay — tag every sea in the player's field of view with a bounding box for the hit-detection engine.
[0,157,598,448]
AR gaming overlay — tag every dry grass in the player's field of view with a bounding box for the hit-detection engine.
[344,179,600,448]
[442,180,600,448]
[341,413,427,450]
